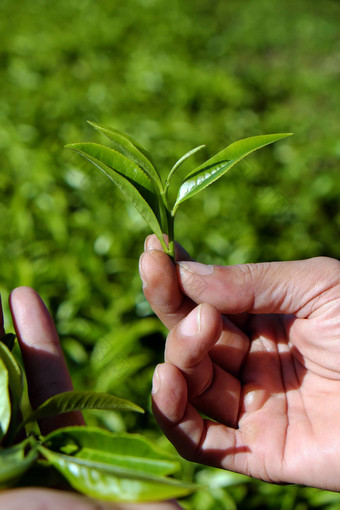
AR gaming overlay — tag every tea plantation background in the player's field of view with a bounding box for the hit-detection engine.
[0,0,340,507]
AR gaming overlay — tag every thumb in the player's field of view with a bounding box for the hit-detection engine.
[176,256,339,318]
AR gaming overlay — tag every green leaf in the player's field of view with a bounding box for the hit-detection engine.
[40,427,196,502]
[165,144,206,191]
[24,391,144,425]
[65,147,167,250]
[40,447,195,502]
[87,121,163,190]
[0,358,11,440]
[0,437,38,488]
[0,342,23,443]
[43,427,180,476]
[173,133,293,213]
[0,341,23,409]
[66,142,160,215]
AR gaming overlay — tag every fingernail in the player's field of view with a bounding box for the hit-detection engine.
[144,235,159,251]
[152,365,161,394]
[138,253,148,289]
[180,305,201,336]
[177,261,214,276]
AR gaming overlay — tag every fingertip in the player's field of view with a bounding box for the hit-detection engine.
[139,249,169,289]
[10,286,37,304]
[144,234,164,252]
[151,363,162,394]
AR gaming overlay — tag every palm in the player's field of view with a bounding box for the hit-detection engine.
[236,313,340,489]
[140,235,340,491]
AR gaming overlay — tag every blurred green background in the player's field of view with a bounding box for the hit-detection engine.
[0,0,339,507]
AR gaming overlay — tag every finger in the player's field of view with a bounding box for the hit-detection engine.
[152,363,249,474]
[176,256,340,318]
[165,304,241,426]
[0,488,182,510]
[9,287,84,433]
[210,316,250,376]
[139,240,193,330]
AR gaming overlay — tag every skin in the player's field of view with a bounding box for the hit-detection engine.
[139,234,340,492]
[0,287,181,510]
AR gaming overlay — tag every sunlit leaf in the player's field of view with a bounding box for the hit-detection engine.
[40,428,196,502]
[0,358,11,440]
[43,427,180,476]
[24,391,144,424]
[88,121,163,190]
[165,145,206,191]
[40,447,195,502]
[0,437,38,488]
[173,133,293,212]
[65,148,167,250]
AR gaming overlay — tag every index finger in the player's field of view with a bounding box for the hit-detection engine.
[139,235,194,329]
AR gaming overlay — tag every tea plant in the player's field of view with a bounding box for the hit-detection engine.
[66,122,292,260]
[0,332,195,502]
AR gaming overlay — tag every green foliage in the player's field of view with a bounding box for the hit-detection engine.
[0,0,339,507]
[0,334,195,501]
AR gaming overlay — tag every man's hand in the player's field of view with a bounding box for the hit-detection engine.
[140,235,340,491]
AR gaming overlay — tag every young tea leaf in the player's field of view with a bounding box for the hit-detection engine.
[0,358,11,441]
[165,145,206,191]
[66,142,161,216]
[173,133,293,213]
[87,121,163,190]
[24,391,144,425]
[65,148,168,251]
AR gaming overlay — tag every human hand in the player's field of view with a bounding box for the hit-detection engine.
[139,235,340,491]
[0,287,181,510]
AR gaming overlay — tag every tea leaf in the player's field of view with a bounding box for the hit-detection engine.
[40,428,196,502]
[24,391,144,424]
[65,147,167,250]
[43,427,180,476]
[0,437,38,488]
[87,121,163,190]
[173,133,293,212]
[0,358,11,440]
[0,342,23,441]
[66,142,160,216]
[40,447,195,502]
[0,342,23,408]
[165,144,206,191]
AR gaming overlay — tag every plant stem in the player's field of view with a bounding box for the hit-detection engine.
[166,209,175,263]
[161,191,175,263]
